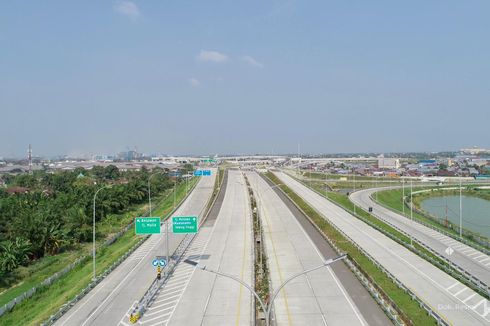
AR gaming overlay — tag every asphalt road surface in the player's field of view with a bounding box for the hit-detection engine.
[275,171,490,326]
[55,171,216,326]
[246,171,372,326]
[350,187,490,286]
[137,169,253,326]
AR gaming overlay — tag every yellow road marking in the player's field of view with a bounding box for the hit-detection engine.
[261,192,293,325]
[236,173,249,325]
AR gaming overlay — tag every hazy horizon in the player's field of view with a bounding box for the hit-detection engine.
[1,1,489,157]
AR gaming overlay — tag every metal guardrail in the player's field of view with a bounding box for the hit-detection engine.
[366,185,490,252]
[296,173,490,297]
[268,181,410,326]
[129,169,226,323]
[1,189,181,319]
[1,221,139,318]
[401,196,490,252]
[39,179,200,326]
[278,172,452,326]
[0,256,88,318]
[366,193,490,298]
[41,235,149,326]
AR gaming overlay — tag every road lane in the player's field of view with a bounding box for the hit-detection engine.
[139,169,253,326]
[275,171,490,326]
[246,171,369,326]
[350,187,490,286]
[55,171,216,326]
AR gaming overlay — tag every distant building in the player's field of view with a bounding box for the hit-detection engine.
[461,147,490,155]
[378,156,400,169]
[117,150,142,161]
[468,168,480,176]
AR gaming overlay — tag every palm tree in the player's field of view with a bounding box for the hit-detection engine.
[14,237,32,265]
[0,241,18,272]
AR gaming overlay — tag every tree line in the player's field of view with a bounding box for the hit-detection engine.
[0,165,181,283]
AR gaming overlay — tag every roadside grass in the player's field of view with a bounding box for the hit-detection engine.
[376,188,489,250]
[0,179,195,326]
[296,170,399,190]
[0,230,141,326]
[0,190,171,308]
[307,180,489,299]
[266,172,437,326]
[0,251,80,307]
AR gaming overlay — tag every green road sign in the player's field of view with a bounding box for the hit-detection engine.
[172,216,198,234]
[135,217,161,234]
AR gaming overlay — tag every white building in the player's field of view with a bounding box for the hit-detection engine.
[378,156,400,169]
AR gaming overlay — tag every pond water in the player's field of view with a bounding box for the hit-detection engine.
[420,195,490,238]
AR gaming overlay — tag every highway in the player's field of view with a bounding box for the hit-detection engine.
[246,171,371,325]
[274,171,490,325]
[350,187,490,286]
[54,171,216,326]
[137,169,253,326]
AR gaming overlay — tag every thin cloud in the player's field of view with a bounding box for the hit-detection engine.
[114,1,141,19]
[196,50,229,63]
[188,78,201,87]
[241,55,264,68]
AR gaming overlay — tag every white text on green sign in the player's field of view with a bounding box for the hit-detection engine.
[172,216,198,234]
[135,217,161,234]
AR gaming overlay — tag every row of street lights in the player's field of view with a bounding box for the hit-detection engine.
[183,254,346,326]
[91,171,179,281]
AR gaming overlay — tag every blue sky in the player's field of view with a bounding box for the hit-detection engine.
[1,1,489,157]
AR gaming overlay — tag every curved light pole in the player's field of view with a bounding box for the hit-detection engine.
[402,178,405,216]
[148,170,172,272]
[93,184,112,281]
[353,170,356,214]
[184,254,347,326]
[410,178,413,247]
[148,171,167,216]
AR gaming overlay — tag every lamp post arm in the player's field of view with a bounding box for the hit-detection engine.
[148,171,166,216]
[92,184,112,281]
[266,254,347,321]
[199,266,269,326]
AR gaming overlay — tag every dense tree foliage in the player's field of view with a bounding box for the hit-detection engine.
[0,165,177,280]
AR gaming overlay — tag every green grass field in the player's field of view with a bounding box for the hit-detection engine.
[0,178,197,326]
[376,188,489,250]
[266,172,436,326]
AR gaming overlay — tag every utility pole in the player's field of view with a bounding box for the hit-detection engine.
[459,177,463,239]
[402,178,405,215]
[28,144,33,175]
[410,179,413,247]
[353,170,356,214]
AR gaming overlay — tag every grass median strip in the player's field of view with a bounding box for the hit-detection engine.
[266,172,436,326]
[0,179,196,326]
[376,188,489,251]
[302,179,489,300]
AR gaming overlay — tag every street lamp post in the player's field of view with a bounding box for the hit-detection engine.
[184,253,347,326]
[148,171,170,216]
[410,179,413,247]
[402,178,405,216]
[353,171,356,214]
[459,177,463,239]
[148,171,172,273]
[93,184,111,281]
